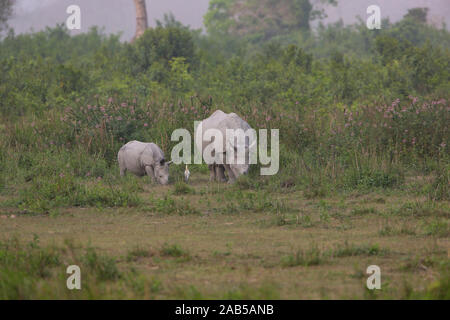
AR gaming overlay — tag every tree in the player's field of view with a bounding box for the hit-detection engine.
[404,7,429,24]
[133,0,148,41]
[204,0,337,39]
[127,26,196,75]
[0,0,14,33]
[156,12,188,29]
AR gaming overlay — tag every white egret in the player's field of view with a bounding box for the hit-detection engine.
[184,165,190,183]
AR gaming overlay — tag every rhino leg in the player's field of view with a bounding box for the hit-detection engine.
[215,165,227,182]
[224,164,236,184]
[144,165,157,184]
[208,165,216,182]
[118,151,126,177]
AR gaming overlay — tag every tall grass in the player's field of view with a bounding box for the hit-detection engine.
[0,95,448,212]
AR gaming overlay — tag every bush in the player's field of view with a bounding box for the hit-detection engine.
[160,243,188,258]
[428,165,449,201]
[125,26,196,75]
[344,167,404,189]
[154,195,200,215]
[173,182,194,195]
[18,174,141,213]
[83,247,120,281]
[281,244,326,267]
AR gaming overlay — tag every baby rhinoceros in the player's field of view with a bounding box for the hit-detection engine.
[118,141,172,185]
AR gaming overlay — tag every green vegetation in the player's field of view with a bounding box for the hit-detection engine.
[0,1,448,300]
[172,182,195,195]
[281,243,327,267]
[331,242,387,258]
[0,7,448,204]
[160,243,189,258]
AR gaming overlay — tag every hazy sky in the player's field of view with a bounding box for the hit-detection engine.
[7,0,450,40]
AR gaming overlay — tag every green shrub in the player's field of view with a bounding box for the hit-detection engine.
[344,167,404,189]
[428,166,449,201]
[83,247,120,281]
[154,195,199,215]
[160,243,188,258]
[18,175,141,213]
[281,244,326,267]
[173,182,194,195]
[331,242,387,258]
[423,219,449,238]
[126,26,196,75]
[126,246,152,262]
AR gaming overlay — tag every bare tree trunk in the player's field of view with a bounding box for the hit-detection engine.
[132,0,148,42]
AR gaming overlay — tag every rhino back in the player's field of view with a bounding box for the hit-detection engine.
[195,110,253,154]
[119,141,159,175]
[221,113,252,132]
[195,110,227,153]
[144,143,165,165]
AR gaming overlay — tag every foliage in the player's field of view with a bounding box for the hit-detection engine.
[0,0,14,33]
[0,237,150,299]
[204,0,337,39]
[0,8,448,214]
[18,174,141,214]
[124,26,196,76]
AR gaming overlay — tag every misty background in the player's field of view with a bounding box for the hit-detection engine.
[8,0,450,40]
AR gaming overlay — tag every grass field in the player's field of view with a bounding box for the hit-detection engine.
[0,173,448,299]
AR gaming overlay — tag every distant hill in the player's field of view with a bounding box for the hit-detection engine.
[7,0,450,40]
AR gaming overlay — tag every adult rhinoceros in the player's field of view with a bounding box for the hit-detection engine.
[118,141,172,185]
[195,110,256,183]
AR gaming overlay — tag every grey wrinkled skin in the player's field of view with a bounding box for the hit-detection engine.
[195,110,254,183]
[118,141,171,185]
